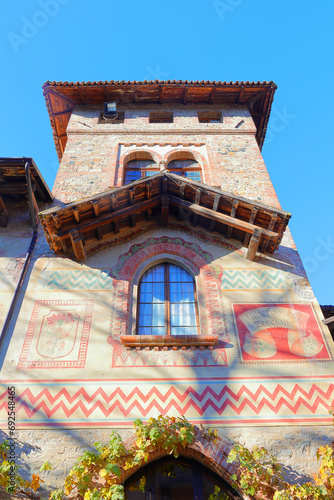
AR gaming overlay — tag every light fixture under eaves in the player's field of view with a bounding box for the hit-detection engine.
[103,102,118,119]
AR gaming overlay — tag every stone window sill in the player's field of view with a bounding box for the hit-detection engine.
[120,334,219,350]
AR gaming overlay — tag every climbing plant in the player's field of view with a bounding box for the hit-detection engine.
[227,430,334,499]
[0,439,51,498]
[51,415,198,500]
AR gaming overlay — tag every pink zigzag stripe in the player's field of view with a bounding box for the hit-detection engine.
[16,383,334,407]
[14,391,333,419]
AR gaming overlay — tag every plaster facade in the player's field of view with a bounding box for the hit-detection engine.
[1,92,333,496]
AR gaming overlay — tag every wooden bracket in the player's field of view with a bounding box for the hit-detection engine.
[73,207,80,224]
[261,213,278,253]
[51,213,61,229]
[226,200,239,239]
[91,200,100,217]
[131,214,136,227]
[161,195,169,226]
[110,194,117,210]
[244,207,258,245]
[146,181,152,200]
[246,228,262,261]
[193,188,202,226]
[146,207,152,221]
[97,227,103,240]
[162,176,168,194]
[129,188,135,205]
[210,194,220,232]
[70,229,85,261]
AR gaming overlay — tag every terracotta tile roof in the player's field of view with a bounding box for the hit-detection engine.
[43,80,277,160]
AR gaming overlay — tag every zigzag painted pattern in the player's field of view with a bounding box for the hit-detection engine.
[44,270,113,290]
[221,269,291,290]
[1,383,333,422]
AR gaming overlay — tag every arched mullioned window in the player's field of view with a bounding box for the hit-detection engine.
[124,456,238,499]
[137,263,199,336]
[167,159,202,182]
[124,159,160,184]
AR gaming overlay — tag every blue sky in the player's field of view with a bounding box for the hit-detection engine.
[0,0,333,304]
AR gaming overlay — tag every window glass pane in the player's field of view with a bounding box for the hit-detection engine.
[185,171,202,182]
[170,303,196,326]
[155,461,193,500]
[169,265,192,282]
[125,159,158,184]
[171,326,198,336]
[127,159,157,169]
[169,159,198,169]
[138,263,198,336]
[124,474,146,500]
[125,170,141,184]
[141,264,164,282]
[202,473,230,500]
[145,170,159,176]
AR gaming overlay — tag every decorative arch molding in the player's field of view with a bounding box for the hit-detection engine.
[164,148,213,185]
[121,428,243,498]
[107,236,227,347]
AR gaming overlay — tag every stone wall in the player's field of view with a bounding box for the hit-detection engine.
[4,424,332,496]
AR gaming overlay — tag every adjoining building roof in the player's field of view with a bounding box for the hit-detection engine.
[0,157,53,227]
[43,80,277,160]
[39,171,290,262]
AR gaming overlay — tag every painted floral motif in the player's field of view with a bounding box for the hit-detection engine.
[45,312,76,353]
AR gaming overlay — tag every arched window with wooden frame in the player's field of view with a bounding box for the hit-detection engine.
[167,159,202,182]
[124,158,160,184]
[137,263,199,336]
[124,456,238,499]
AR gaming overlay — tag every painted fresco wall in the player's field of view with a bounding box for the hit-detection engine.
[1,223,333,429]
[1,104,334,489]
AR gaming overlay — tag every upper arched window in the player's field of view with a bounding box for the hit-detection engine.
[138,263,199,336]
[124,159,159,184]
[167,159,202,182]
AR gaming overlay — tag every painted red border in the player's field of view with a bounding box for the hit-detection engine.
[18,300,94,369]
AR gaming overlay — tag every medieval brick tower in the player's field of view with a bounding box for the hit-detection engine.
[1,80,333,498]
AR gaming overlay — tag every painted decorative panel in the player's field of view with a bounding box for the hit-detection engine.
[18,300,94,369]
[233,303,331,362]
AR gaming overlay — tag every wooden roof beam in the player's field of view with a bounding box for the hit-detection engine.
[183,87,189,105]
[54,196,162,241]
[244,86,274,106]
[169,195,277,240]
[0,196,9,227]
[237,85,245,104]
[209,87,216,104]
[52,110,73,117]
